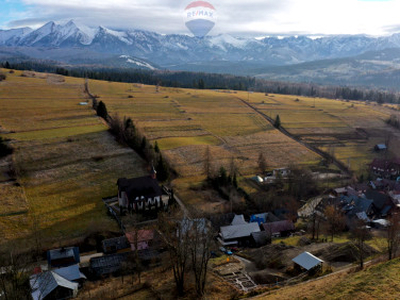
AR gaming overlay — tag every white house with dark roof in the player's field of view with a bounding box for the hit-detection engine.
[117,175,167,213]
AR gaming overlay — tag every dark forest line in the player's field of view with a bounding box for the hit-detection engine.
[2,60,400,104]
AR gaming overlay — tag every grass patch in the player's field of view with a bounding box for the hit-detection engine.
[157,135,221,150]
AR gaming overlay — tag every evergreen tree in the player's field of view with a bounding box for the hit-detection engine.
[198,79,205,89]
[154,141,160,153]
[141,136,147,150]
[96,101,108,120]
[218,167,228,186]
[274,114,281,129]
[232,173,238,188]
[156,155,169,181]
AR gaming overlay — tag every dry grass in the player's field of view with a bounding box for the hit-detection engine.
[0,70,148,243]
[257,257,400,299]
[88,80,321,180]
[244,93,399,175]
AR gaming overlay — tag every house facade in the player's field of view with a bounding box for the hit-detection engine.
[117,175,165,213]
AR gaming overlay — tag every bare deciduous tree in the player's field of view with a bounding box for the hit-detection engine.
[350,220,372,269]
[157,212,190,296]
[189,218,214,297]
[257,152,267,174]
[0,244,33,300]
[324,203,345,242]
[386,213,400,260]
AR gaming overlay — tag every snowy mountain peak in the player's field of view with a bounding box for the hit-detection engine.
[2,20,400,72]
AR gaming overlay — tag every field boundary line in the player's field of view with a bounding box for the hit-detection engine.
[236,96,352,176]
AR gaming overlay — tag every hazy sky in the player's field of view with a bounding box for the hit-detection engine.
[1,0,400,36]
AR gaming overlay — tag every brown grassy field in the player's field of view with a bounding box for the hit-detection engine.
[0,70,148,243]
[87,81,328,213]
[2,69,398,239]
[245,92,400,175]
[87,80,400,212]
[256,257,400,299]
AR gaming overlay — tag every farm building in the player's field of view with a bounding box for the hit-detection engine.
[292,251,324,271]
[30,270,79,300]
[53,264,87,287]
[90,253,129,277]
[230,214,247,225]
[47,247,80,268]
[218,222,261,246]
[262,220,295,237]
[117,174,168,213]
[251,231,270,247]
[374,144,387,151]
[102,236,130,254]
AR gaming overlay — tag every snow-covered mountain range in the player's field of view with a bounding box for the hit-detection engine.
[3,19,400,90]
[2,20,400,70]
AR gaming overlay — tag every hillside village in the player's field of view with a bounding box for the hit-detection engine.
[14,153,400,299]
[1,69,400,299]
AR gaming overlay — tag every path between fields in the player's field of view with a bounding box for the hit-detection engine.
[236,96,352,177]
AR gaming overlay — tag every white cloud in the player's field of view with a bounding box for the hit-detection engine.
[4,0,400,36]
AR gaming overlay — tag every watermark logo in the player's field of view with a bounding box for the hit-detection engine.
[184,1,216,38]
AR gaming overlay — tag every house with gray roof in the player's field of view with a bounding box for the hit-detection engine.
[90,253,129,277]
[47,247,80,268]
[230,214,247,225]
[218,222,260,246]
[292,252,324,271]
[53,264,86,287]
[30,271,78,300]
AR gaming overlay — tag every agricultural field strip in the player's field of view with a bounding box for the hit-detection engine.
[0,72,150,242]
[246,94,395,173]
[89,82,321,174]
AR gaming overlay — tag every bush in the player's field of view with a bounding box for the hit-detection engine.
[0,137,13,158]
[0,73,6,81]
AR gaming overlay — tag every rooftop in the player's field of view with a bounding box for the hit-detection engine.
[292,251,324,270]
[30,271,78,300]
[117,176,162,199]
[220,223,260,240]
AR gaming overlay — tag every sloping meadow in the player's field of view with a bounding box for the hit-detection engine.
[0,70,147,242]
[88,81,320,178]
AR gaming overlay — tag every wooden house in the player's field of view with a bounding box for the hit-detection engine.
[117,174,165,213]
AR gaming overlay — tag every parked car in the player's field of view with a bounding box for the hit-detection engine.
[225,250,233,255]
[219,247,226,253]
